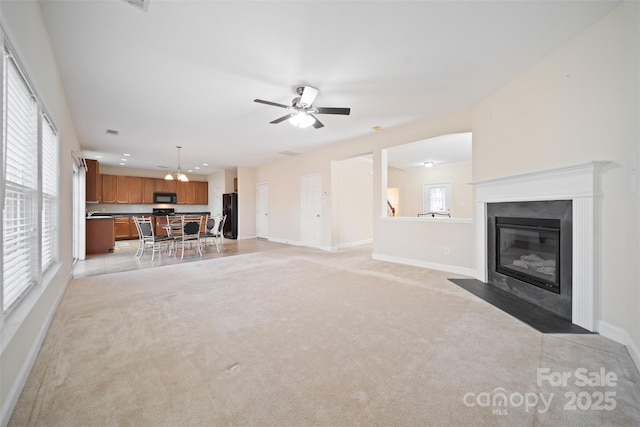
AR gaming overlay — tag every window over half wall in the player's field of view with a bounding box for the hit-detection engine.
[385,132,472,218]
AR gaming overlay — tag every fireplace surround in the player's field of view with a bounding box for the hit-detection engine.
[472,162,608,332]
[487,200,572,320]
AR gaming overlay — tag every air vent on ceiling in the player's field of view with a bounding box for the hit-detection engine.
[105,129,119,136]
[279,151,301,157]
[122,0,150,12]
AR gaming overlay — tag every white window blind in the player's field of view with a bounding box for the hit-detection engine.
[3,54,39,312]
[41,116,58,272]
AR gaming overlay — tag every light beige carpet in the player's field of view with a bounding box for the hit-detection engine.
[9,245,640,426]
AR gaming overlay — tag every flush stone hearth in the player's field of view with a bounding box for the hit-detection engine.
[472,162,608,332]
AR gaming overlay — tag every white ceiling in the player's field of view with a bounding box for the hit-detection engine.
[37,0,618,177]
[387,132,472,171]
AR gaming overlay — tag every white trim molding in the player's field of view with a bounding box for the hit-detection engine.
[471,162,610,332]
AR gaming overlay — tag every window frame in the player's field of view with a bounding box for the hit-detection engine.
[2,38,60,317]
[422,181,452,215]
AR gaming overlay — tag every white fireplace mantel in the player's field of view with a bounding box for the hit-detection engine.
[471,162,610,331]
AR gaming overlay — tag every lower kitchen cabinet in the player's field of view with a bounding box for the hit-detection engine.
[86,218,115,254]
[114,217,131,240]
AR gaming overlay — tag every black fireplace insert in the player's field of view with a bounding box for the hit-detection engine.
[495,217,561,294]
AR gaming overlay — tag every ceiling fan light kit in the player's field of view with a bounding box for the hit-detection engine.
[289,111,316,128]
[165,145,189,182]
[254,85,351,130]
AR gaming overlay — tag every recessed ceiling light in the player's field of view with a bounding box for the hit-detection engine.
[95,155,102,159]
[123,153,131,156]
[194,166,200,170]
[119,163,125,166]
[120,158,127,161]
[424,161,435,167]
[202,163,208,166]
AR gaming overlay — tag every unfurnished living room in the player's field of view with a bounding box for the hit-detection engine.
[1,1,639,426]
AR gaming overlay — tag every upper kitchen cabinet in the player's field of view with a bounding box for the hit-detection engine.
[116,175,128,204]
[155,178,177,194]
[95,173,207,204]
[85,159,101,203]
[127,176,143,204]
[176,181,195,204]
[142,178,155,204]
[195,181,208,205]
[101,174,117,204]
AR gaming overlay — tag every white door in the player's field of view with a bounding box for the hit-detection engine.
[256,182,269,239]
[300,173,322,248]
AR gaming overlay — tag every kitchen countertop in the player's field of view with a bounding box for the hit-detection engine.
[87,212,210,218]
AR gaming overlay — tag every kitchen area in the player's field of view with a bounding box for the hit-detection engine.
[84,159,213,255]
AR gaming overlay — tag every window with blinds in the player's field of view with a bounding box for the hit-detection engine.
[42,117,58,272]
[2,46,59,314]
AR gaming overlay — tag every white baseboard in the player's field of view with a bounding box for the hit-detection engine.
[337,239,373,250]
[598,320,640,373]
[372,253,477,278]
[268,237,302,247]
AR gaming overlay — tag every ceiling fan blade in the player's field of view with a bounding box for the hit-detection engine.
[311,115,324,129]
[316,107,351,115]
[270,113,296,124]
[299,86,319,107]
[254,99,291,109]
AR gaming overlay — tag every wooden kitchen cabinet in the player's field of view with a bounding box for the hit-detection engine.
[142,178,155,204]
[85,159,101,203]
[101,174,117,203]
[129,217,140,238]
[86,218,115,254]
[98,174,206,205]
[116,176,128,204]
[114,217,131,240]
[155,178,176,194]
[195,181,208,204]
[176,181,196,204]
[127,176,143,203]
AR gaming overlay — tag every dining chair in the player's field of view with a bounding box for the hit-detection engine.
[213,215,227,253]
[133,216,172,261]
[201,215,221,248]
[173,214,203,259]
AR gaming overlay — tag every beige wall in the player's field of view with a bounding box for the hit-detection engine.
[1,1,81,423]
[472,2,639,361]
[254,109,472,248]
[335,155,373,247]
[237,167,256,239]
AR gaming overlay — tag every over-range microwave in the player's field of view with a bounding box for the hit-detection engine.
[154,192,177,204]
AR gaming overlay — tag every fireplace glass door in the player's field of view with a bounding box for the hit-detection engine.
[495,217,561,293]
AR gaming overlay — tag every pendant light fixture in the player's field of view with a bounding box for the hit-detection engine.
[164,145,189,182]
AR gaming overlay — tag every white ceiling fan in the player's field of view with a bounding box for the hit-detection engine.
[254,85,351,129]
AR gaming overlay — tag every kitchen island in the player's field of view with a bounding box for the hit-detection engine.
[86,216,115,254]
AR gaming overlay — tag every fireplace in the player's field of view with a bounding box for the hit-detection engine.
[472,162,608,332]
[495,216,560,294]
[487,200,572,320]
